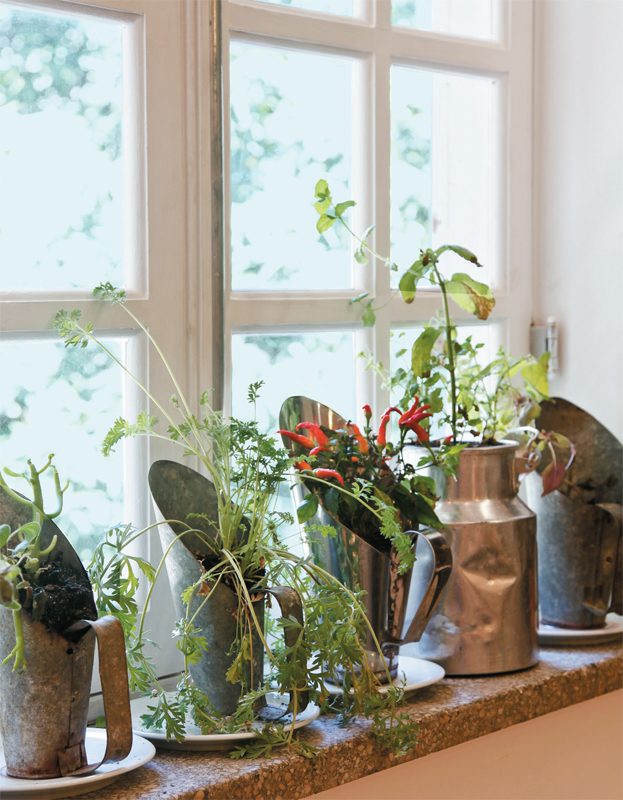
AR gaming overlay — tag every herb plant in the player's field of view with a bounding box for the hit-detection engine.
[0,456,64,671]
[55,285,419,758]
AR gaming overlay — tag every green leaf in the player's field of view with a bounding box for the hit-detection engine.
[362,302,376,327]
[335,200,355,216]
[522,361,549,398]
[354,246,368,265]
[316,214,336,234]
[314,178,331,200]
[445,273,495,320]
[436,244,481,265]
[296,492,319,523]
[411,327,441,377]
[323,486,340,516]
[413,493,443,528]
[0,525,12,548]
[398,269,417,304]
[314,198,331,215]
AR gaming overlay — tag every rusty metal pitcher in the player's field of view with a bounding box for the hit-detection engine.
[0,495,132,779]
[149,460,308,717]
[279,396,453,682]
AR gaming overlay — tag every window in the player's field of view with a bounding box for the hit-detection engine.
[0,0,534,680]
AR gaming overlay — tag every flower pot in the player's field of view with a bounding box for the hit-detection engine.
[280,396,453,682]
[149,460,308,717]
[0,493,133,779]
[525,397,623,628]
[403,441,539,676]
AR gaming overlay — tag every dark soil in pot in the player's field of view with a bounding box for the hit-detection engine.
[18,552,97,635]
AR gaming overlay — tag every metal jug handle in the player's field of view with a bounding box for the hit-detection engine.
[583,504,623,617]
[265,585,309,713]
[400,529,453,645]
[59,615,133,776]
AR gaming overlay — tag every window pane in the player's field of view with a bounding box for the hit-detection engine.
[0,5,125,291]
[231,330,356,432]
[392,0,496,41]
[231,329,356,555]
[250,0,354,15]
[391,65,498,287]
[230,41,353,291]
[0,336,125,561]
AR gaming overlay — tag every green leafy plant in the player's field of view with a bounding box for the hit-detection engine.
[55,285,419,758]
[0,456,65,671]
[312,180,574,494]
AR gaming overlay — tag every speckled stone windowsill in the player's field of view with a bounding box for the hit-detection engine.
[73,642,623,800]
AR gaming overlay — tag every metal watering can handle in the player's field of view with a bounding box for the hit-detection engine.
[265,586,309,713]
[59,615,133,777]
[400,529,453,646]
[583,504,623,617]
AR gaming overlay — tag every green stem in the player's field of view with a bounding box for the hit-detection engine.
[434,266,457,441]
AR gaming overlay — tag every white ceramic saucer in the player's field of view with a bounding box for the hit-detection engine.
[132,691,320,751]
[324,654,445,698]
[0,729,155,800]
[538,613,623,645]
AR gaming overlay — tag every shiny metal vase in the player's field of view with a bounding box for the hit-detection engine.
[280,396,453,683]
[403,442,539,675]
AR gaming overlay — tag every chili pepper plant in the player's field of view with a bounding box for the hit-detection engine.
[279,401,463,564]
[313,180,574,492]
[54,285,420,758]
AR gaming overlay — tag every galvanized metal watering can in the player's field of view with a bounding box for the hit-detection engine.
[526,397,623,628]
[0,492,132,779]
[149,460,308,717]
[403,441,540,675]
[279,396,453,682]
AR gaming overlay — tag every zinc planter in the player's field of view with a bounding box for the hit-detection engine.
[149,460,308,716]
[0,494,132,779]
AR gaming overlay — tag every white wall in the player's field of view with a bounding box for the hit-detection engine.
[533,0,623,441]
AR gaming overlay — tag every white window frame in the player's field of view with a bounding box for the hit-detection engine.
[220,0,534,424]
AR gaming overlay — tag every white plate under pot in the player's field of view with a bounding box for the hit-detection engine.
[0,730,155,800]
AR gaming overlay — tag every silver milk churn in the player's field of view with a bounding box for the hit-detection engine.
[403,442,539,675]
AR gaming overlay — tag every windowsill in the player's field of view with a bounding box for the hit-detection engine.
[78,642,622,800]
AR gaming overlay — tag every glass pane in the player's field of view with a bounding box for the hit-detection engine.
[392,0,496,41]
[390,323,496,439]
[0,336,125,561]
[391,65,497,287]
[252,0,354,15]
[0,5,125,291]
[230,41,353,291]
[231,329,356,555]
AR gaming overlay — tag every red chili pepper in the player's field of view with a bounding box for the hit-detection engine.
[377,414,391,447]
[294,460,312,471]
[277,430,315,449]
[296,422,328,446]
[443,435,453,445]
[351,456,359,462]
[383,406,401,417]
[399,409,432,428]
[313,468,344,487]
[398,397,421,425]
[403,420,430,442]
[362,404,372,423]
[309,445,330,456]
[348,423,369,454]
